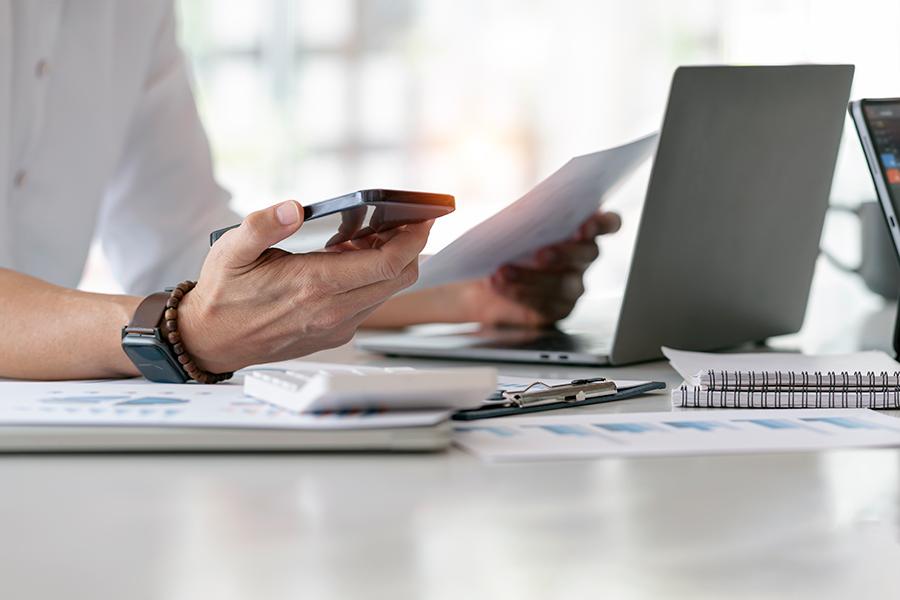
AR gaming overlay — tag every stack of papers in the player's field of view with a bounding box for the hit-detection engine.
[0,380,451,451]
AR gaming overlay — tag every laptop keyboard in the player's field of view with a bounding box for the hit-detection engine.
[506,332,610,353]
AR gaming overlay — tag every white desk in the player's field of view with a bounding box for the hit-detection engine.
[3,321,900,600]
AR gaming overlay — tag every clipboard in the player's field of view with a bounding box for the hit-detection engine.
[452,379,666,421]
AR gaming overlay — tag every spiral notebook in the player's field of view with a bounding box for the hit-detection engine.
[663,347,900,409]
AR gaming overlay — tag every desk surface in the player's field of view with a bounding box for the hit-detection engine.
[4,330,900,599]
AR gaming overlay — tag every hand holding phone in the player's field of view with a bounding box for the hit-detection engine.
[180,200,434,374]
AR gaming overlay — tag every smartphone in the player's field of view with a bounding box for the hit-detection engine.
[850,99,900,258]
[210,189,455,251]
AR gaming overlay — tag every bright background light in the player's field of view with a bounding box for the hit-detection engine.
[82,0,900,348]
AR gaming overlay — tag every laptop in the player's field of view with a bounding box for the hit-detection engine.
[358,65,855,366]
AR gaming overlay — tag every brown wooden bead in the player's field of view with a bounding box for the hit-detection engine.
[172,288,184,300]
[177,354,191,365]
[167,331,181,345]
[172,343,184,355]
[164,308,177,321]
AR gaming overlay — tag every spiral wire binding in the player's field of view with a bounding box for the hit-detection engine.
[675,370,900,409]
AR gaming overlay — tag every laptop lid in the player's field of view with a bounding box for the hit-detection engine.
[609,65,854,364]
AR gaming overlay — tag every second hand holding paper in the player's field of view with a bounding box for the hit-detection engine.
[410,133,659,291]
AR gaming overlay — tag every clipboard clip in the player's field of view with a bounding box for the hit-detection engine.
[500,377,617,408]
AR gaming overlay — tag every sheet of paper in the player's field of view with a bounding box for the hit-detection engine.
[453,409,900,462]
[662,347,900,386]
[410,133,658,291]
[0,381,448,430]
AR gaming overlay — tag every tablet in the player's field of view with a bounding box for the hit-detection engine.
[850,99,900,258]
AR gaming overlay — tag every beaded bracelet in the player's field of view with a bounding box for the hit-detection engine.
[164,280,233,384]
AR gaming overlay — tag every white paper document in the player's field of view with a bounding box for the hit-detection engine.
[453,409,900,461]
[411,133,658,291]
[0,381,449,430]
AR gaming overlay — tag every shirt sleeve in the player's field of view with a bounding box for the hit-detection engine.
[96,1,239,296]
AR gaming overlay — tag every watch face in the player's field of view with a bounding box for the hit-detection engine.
[122,337,189,383]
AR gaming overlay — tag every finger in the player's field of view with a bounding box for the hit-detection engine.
[493,268,585,303]
[577,211,622,240]
[325,302,387,348]
[349,226,408,250]
[490,275,579,323]
[324,224,408,252]
[594,211,622,235]
[215,200,304,268]
[339,259,420,314]
[535,240,600,270]
[488,279,570,325]
[323,220,433,290]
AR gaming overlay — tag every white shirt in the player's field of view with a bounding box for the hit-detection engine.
[0,0,237,294]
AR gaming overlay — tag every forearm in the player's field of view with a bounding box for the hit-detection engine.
[0,269,141,380]
[362,282,475,329]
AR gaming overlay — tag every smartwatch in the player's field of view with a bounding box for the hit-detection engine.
[121,291,190,383]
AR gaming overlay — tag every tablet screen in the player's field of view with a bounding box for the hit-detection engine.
[861,100,900,222]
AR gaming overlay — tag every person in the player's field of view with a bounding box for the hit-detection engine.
[0,1,620,381]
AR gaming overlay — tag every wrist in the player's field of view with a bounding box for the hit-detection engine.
[177,285,249,376]
[110,294,143,377]
[451,280,490,323]
[364,281,478,328]
[177,288,222,373]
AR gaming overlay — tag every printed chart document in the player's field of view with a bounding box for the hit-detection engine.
[453,409,900,462]
[411,133,658,291]
[0,381,448,429]
[0,380,451,451]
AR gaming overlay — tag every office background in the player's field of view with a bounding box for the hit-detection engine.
[81,0,900,350]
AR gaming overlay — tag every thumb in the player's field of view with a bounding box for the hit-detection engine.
[218,200,304,267]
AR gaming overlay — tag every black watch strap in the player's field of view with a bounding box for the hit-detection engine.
[124,292,169,334]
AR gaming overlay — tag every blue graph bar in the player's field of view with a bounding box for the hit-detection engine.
[664,421,731,432]
[538,424,594,437]
[733,419,802,430]
[594,422,658,433]
[41,395,130,404]
[800,417,880,430]
[117,397,189,406]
